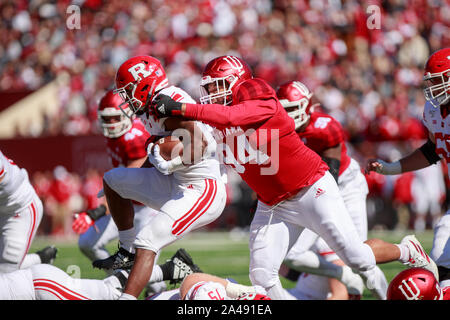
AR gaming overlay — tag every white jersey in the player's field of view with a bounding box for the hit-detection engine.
[422,100,450,175]
[0,151,36,215]
[139,86,224,183]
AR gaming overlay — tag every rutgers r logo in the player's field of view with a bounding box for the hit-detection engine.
[398,278,421,300]
[128,63,154,81]
[223,56,245,76]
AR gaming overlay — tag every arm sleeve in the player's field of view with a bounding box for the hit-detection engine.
[184,99,277,127]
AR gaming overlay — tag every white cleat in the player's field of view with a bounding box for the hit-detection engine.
[401,235,439,281]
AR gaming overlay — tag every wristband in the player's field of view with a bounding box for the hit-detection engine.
[119,293,137,300]
[225,281,256,299]
[167,156,185,173]
[376,160,402,175]
[87,204,107,221]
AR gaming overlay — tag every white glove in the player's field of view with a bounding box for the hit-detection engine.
[147,143,184,175]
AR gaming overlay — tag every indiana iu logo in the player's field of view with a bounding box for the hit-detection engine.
[398,278,421,300]
[223,56,245,76]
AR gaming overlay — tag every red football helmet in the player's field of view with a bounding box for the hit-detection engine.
[387,268,442,300]
[114,55,169,115]
[423,48,450,108]
[97,90,133,138]
[276,81,314,130]
[199,55,252,105]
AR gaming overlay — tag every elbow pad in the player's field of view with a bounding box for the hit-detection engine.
[419,139,441,165]
[322,156,340,183]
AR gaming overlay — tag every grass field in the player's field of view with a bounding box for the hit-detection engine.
[29,229,436,300]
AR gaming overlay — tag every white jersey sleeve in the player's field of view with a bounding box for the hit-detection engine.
[138,86,196,136]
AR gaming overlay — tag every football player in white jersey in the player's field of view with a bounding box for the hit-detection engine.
[92,56,227,300]
[366,48,450,288]
[0,150,57,273]
[72,89,189,295]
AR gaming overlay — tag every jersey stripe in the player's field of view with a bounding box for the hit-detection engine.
[33,279,90,300]
[20,201,38,267]
[171,179,217,236]
[174,180,217,236]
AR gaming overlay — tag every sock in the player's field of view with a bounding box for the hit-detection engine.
[150,265,164,283]
[119,228,136,253]
[20,254,41,269]
[396,244,410,263]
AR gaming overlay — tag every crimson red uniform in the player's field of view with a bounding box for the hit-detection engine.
[185,78,329,206]
[184,76,386,300]
[297,112,350,176]
[106,119,150,167]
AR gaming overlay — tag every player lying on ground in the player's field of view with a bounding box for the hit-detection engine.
[0,248,198,300]
[148,272,270,300]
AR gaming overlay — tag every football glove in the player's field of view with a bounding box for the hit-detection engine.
[147,143,184,175]
[72,205,107,234]
[150,94,182,118]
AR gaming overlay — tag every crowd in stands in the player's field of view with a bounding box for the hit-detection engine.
[1,0,449,235]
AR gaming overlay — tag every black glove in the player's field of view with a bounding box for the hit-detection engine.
[150,94,183,118]
[86,204,107,221]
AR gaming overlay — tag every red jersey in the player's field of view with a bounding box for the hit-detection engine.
[297,112,351,176]
[184,78,328,206]
[106,119,150,168]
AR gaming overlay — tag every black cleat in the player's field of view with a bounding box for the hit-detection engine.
[36,246,58,264]
[92,246,135,270]
[161,248,202,285]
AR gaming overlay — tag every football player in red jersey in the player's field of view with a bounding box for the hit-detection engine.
[366,48,450,290]
[92,56,227,300]
[150,55,438,300]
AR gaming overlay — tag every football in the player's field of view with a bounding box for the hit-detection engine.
[151,135,183,160]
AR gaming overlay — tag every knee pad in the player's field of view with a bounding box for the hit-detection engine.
[249,267,277,289]
[0,239,25,270]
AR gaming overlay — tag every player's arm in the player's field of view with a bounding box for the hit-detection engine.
[150,94,277,127]
[181,99,277,127]
[321,144,341,183]
[164,118,207,164]
[366,132,440,175]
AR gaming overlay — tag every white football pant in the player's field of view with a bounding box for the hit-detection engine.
[0,194,43,273]
[103,167,226,253]
[249,171,386,299]
[0,264,122,300]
